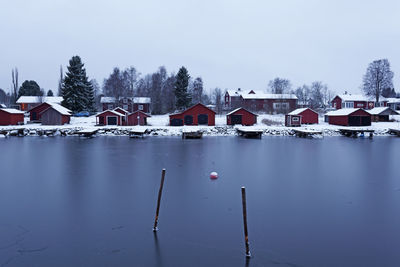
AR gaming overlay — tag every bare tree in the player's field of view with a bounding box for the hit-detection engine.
[362,59,394,103]
[11,68,19,103]
[310,81,326,109]
[213,87,223,114]
[58,65,63,96]
[123,66,139,97]
[192,77,203,104]
[268,77,291,94]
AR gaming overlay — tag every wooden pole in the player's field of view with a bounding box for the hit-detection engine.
[241,186,251,257]
[153,169,166,232]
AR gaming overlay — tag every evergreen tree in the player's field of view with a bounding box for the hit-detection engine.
[174,66,191,110]
[18,80,42,98]
[47,90,54,96]
[61,56,95,113]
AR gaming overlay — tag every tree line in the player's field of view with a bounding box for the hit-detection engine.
[1,57,398,113]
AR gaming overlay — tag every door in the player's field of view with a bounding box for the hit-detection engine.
[231,115,242,125]
[198,114,208,125]
[107,116,118,125]
[99,116,104,125]
[348,116,360,126]
[184,115,193,125]
[171,118,183,126]
[361,116,371,126]
[32,112,37,120]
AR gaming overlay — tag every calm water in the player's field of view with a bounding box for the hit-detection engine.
[0,136,400,267]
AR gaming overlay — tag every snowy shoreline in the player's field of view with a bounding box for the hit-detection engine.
[1,114,400,137]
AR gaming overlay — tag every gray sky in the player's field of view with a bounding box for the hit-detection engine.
[1,0,399,95]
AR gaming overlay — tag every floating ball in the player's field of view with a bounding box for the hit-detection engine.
[210,172,218,179]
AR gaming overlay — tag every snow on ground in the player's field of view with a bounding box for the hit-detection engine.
[2,114,400,137]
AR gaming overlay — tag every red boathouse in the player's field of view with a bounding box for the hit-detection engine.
[325,108,371,126]
[169,103,216,126]
[285,108,318,126]
[127,110,151,126]
[96,110,125,126]
[28,102,52,122]
[40,104,72,125]
[0,108,25,125]
[226,107,257,126]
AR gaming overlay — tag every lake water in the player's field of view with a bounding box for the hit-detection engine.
[0,136,400,267]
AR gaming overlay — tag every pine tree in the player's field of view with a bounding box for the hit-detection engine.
[61,56,95,113]
[47,90,54,96]
[174,66,191,110]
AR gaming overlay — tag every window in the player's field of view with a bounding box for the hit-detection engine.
[108,104,113,110]
[273,102,289,110]
[357,103,364,107]
[292,117,299,122]
[138,105,144,110]
[123,105,128,110]
[123,98,128,104]
[345,102,354,108]
[273,103,281,110]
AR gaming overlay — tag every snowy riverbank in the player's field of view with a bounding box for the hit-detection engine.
[1,114,400,137]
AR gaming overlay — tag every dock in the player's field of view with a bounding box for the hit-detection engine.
[182,130,203,139]
[388,128,400,137]
[37,129,58,136]
[293,129,323,138]
[75,129,98,138]
[129,128,148,138]
[236,128,263,139]
[0,128,26,137]
[339,128,374,138]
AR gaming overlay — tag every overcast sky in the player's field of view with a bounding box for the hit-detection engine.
[0,0,399,95]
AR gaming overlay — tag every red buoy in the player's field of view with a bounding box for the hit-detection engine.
[210,172,218,179]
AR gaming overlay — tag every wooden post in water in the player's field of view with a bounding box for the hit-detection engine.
[153,169,166,232]
[241,186,251,257]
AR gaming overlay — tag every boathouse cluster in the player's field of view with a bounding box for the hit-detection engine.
[0,92,399,128]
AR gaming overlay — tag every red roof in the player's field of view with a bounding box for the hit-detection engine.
[172,103,216,115]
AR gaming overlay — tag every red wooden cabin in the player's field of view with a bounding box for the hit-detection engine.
[285,108,318,126]
[169,103,216,126]
[0,109,24,125]
[96,110,125,126]
[28,102,52,122]
[40,104,71,125]
[325,108,371,126]
[127,110,151,126]
[226,107,257,126]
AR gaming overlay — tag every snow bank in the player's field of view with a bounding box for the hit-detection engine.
[1,114,400,137]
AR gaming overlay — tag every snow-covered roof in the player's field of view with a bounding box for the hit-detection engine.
[336,94,388,102]
[367,107,399,115]
[288,108,308,115]
[0,108,25,114]
[96,110,125,116]
[226,107,256,116]
[128,110,151,117]
[386,98,400,104]
[44,103,72,115]
[133,97,151,104]
[241,93,297,100]
[100,97,151,104]
[100,97,116,103]
[16,96,63,104]
[336,94,367,101]
[0,104,6,108]
[325,108,363,116]
[113,107,129,114]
